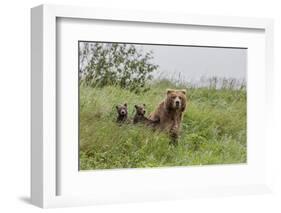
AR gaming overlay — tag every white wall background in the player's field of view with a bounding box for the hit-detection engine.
[0,0,280,212]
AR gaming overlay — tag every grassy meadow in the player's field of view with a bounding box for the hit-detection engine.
[79,79,247,170]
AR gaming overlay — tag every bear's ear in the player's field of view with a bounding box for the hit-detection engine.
[180,89,187,95]
[143,103,146,107]
[124,103,127,107]
[134,105,138,109]
[116,105,119,110]
[166,89,174,95]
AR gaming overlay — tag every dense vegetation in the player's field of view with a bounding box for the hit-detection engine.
[79,42,158,93]
[79,79,247,170]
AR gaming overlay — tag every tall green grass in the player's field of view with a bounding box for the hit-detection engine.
[79,80,246,170]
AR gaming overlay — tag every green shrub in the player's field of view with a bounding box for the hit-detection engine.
[79,43,158,93]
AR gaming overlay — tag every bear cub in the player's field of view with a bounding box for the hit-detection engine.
[133,104,148,124]
[116,103,128,123]
[133,104,159,126]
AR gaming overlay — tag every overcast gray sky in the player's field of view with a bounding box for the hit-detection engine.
[136,44,247,83]
[80,42,247,86]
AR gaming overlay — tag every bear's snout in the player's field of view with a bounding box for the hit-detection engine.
[174,97,181,108]
[120,109,126,115]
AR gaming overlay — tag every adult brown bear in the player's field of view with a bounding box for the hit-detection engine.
[149,89,187,144]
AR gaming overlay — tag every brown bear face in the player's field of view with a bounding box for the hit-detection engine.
[165,89,187,111]
[116,103,128,117]
[135,104,146,116]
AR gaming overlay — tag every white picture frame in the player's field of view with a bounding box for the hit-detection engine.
[31,4,274,208]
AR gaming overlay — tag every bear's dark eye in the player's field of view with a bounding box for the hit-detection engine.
[179,96,182,99]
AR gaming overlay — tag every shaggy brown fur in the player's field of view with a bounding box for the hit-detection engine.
[133,104,159,126]
[149,89,187,144]
[133,104,148,124]
[116,103,128,123]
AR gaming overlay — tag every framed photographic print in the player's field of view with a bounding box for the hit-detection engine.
[31,4,274,208]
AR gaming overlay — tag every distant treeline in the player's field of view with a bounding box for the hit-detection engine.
[154,76,247,90]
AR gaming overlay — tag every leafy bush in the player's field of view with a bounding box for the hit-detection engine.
[79,43,158,93]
